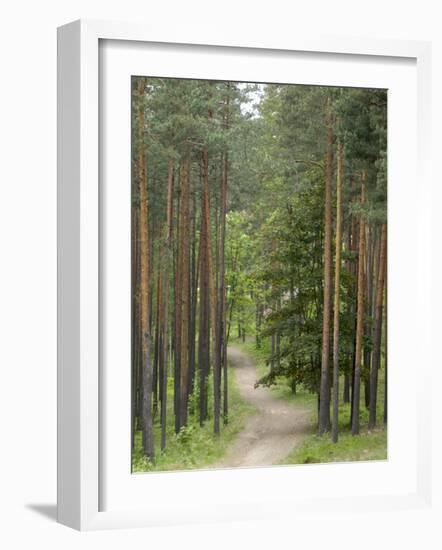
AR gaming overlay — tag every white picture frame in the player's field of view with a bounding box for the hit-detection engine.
[57,19,433,531]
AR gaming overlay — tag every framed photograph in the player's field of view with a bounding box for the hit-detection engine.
[57,19,432,530]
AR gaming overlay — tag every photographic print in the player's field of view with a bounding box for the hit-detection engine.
[131,77,387,473]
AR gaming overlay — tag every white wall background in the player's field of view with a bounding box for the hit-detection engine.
[0,1,441,548]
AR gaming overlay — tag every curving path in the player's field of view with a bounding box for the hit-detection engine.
[217,346,313,469]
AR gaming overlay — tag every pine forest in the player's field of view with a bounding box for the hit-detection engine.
[131,77,387,472]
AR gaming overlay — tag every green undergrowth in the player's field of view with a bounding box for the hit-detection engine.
[132,366,256,473]
[284,426,387,464]
[285,367,387,465]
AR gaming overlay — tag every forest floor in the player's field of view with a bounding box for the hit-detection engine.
[133,342,386,473]
[216,346,312,468]
[231,340,387,466]
[132,360,257,473]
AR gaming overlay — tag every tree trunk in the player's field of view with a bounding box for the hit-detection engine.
[318,97,334,434]
[213,197,222,432]
[276,330,281,370]
[332,140,343,443]
[256,303,262,348]
[198,149,211,425]
[343,220,352,404]
[152,261,162,418]
[131,196,139,447]
[188,182,198,401]
[137,77,154,458]
[343,372,350,403]
[368,223,387,428]
[351,174,366,436]
[363,225,373,409]
[178,159,191,429]
[174,184,182,432]
[221,147,229,425]
[160,159,174,450]
[349,206,359,426]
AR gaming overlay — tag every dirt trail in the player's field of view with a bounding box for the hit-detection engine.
[217,346,313,469]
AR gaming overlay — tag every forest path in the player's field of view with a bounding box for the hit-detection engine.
[217,346,313,469]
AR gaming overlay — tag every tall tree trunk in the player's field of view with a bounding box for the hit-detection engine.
[137,77,154,459]
[349,207,359,425]
[256,302,262,348]
[160,160,174,450]
[368,223,387,428]
[174,185,182,432]
[178,159,191,429]
[152,261,162,417]
[188,182,198,401]
[221,150,228,425]
[343,224,352,404]
[363,225,373,409]
[351,174,366,436]
[212,241,221,430]
[318,97,334,434]
[131,197,139,447]
[332,140,343,443]
[343,374,350,403]
[148,174,157,337]
[198,149,211,425]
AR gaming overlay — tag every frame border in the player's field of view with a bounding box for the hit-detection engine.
[57,18,432,531]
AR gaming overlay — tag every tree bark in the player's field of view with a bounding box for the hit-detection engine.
[318,96,334,434]
[174,183,182,432]
[343,373,350,403]
[178,159,191,429]
[351,174,366,436]
[256,303,262,349]
[343,220,352,404]
[137,77,155,458]
[152,260,162,418]
[363,224,373,409]
[188,181,198,401]
[131,195,139,447]
[221,150,228,425]
[198,149,211,425]
[160,159,174,450]
[368,223,387,428]
[332,140,343,443]
[349,198,359,426]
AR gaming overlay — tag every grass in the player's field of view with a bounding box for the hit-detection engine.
[132,366,256,473]
[283,427,387,464]
[286,366,387,465]
[232,337,388,465]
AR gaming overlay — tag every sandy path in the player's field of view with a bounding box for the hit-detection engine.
[216,346,312,468]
